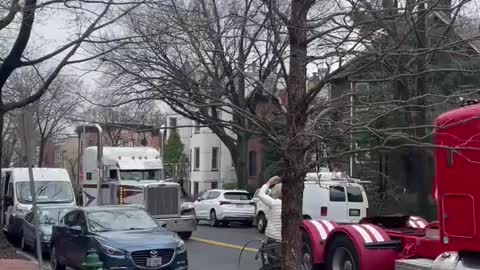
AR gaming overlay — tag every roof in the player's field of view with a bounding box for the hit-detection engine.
[435,103,480,128]
[208,189,250,193]
[1,168,71,182]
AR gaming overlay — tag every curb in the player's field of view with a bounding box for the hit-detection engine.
[190,237,258,253]
[15,250,39,264]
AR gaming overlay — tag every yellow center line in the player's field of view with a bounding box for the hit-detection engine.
[190,237,259,253]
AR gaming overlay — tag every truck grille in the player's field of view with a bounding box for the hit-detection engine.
[130,248,175,267]
[145,185,179,216]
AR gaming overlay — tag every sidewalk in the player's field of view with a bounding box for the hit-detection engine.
[0,259,38,270]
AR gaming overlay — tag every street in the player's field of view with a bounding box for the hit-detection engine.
[24,222,264,270]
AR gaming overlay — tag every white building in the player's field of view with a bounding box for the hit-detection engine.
[164,107,236,197]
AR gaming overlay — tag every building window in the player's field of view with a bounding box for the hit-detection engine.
[194,182,199,197]
[248,151,257,177]
[169,117,177,133]
[211,147,219,171]
[211,182,218,189]
[194,147,200,171]
[194,121,200,134]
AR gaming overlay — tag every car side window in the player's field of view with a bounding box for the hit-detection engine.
[200,192,209,200]
[207,191,221,200]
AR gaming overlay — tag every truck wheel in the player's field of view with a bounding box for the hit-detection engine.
[178,232,192,240]
[209,210,219,227]
[257,213,267,233]
[301,233,314,270]
[325,235,359,270]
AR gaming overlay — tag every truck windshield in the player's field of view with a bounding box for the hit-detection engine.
[16,181,74,204]
[120,170,161,181]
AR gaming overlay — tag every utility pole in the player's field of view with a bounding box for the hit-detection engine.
[160,124,166,181]
[21,109,43,270]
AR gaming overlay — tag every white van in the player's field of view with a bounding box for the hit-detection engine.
[0,168,76,240]
[254,171,369,233]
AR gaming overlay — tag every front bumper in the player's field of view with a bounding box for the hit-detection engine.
[154,215,196,233]
[101,250,188,270]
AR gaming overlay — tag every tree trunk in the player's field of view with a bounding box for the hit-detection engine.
[38,137,45,167]
[233,133,249,189]
[281,0,310,269]
[413,0,431,217]
[0,112,15,254]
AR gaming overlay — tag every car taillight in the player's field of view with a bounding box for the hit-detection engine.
[220,201,231,205]
[321,207,328,216]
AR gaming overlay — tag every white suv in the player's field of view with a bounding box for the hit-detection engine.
[192,189,255,227]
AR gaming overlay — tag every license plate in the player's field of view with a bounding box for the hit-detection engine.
[349,209,360,216]
[146,257,162,267]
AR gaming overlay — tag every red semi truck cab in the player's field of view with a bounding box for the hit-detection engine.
[301,102,480,270]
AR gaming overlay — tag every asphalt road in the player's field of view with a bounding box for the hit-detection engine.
[22,221,264,270]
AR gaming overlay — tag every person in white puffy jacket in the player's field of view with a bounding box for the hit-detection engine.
[258,175,282,265]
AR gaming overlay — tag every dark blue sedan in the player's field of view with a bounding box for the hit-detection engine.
[50,206,188,270]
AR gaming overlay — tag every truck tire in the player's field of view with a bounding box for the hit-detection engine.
[301,232,314,270]
[178,232,192,240]
[325,235,359,270]
[257,213,267,233]
[209,210,220,227]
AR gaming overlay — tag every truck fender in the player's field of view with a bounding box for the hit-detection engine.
[300,219,338,264]
[323,224,398,270]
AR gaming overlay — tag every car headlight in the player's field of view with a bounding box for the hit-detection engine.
[176,239,185,253]
[100,244,126,256]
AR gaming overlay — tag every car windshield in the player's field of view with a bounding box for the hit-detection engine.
[38,208,75,225]
[16,181,74,204]
[87,209,159,232]
[224,192,252,200]
[120,170,161,181]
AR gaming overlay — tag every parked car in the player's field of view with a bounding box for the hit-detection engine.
[50,206,187,270]
[21,205,77,253]
[252,188,271,233]
[192,189,255,227]
[253,172,369,233]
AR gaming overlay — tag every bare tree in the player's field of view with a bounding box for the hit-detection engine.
[97,0,288,188]
[94,0,480,269]
[0,0,142,256]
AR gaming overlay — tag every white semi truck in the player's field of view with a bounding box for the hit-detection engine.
[79,127,196,240]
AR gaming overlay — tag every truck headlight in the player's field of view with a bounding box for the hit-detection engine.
[14,204,29,218]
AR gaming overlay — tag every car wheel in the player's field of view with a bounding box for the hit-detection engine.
[50,246,66,270]
[325,235,359,270]
[209,210,219,227]
[257,213,267,233]
[178,232,192,240]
